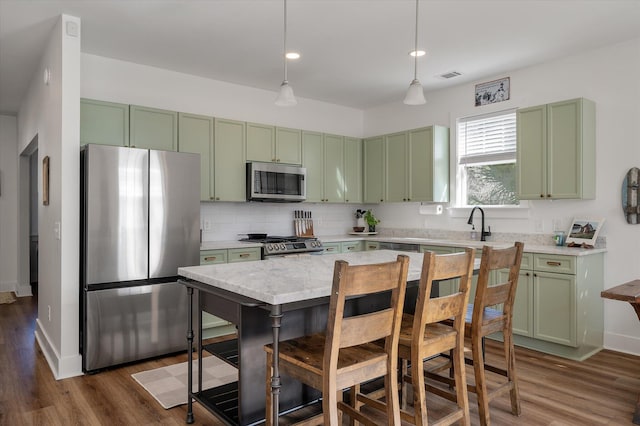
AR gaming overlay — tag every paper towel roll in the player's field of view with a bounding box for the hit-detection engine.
[419,204,443,215]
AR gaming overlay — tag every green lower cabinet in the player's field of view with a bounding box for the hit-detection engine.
[322,242,342,254]
[341,241,363,253]
[533,271,577,346]
[199,247,260,338]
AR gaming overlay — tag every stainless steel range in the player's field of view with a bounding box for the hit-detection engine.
[240,235,324,258]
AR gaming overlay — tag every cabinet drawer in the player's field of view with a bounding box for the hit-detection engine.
[341,241,363,253]
[364,241,380,251]
[228,247,261,263]
[200,250,228,265]
[520,252,533,270]
[322,242,342,254]
[533,254,575,274]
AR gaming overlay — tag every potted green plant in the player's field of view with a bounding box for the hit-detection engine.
[364,210,380,232]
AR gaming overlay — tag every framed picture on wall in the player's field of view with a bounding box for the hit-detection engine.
[475,77,510,106]
[566,217,604,246]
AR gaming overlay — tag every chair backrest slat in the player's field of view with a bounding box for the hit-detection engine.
[324,256,410,370]
[472,242,524,329]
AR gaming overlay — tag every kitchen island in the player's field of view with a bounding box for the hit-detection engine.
[178,250,449,425]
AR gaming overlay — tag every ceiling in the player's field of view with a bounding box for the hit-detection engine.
[1,0,640,115]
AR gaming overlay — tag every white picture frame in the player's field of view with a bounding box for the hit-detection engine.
[566,217,605,246]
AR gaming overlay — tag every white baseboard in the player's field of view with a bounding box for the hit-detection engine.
[35,319,83,380]
[603,331,640,356]
[0,280,32,297]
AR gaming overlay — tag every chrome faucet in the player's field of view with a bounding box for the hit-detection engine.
[467,206,491,241]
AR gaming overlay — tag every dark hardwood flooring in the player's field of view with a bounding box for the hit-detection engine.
[1,295,638,425]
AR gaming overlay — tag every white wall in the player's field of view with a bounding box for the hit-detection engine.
[364,37,640,354]
[81,54,365,138]
[0,115,19,293]
[17,14,82,379]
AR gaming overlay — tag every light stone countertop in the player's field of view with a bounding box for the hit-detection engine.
[319,235,606,256]
[180,250,458,306]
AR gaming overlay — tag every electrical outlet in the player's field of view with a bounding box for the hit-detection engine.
[534,219,544,233]
[203,219,211,231]
[54,221,61,240]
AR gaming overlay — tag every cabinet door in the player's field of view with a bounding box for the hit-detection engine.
[178,113,214,201]
[517,105,547,199]
[214,118,246,201]
[80,99,129,147]
[302,131,324,202]
[364,137,385,203]
[385,132,408,202]
[533,271,576,346]
[246,123,275,163]
[276,127,302,165]
[344,137,362,203]
[547,99,585,199]
[408,127,432,202]
[130,105,178,151]
[323,134,345,203]
[499,269,533,337]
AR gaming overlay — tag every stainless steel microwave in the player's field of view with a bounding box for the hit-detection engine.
[246,162,306,202]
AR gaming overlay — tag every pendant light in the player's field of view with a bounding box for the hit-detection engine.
[404,0,426,105]
[275,0,297,106]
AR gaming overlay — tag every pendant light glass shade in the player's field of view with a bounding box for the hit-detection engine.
[275,80,297,106]
[404,0,426,105]
[275,0,297,106]
[404,79,426,105]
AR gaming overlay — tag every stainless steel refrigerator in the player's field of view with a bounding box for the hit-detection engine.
[80,144,200,372]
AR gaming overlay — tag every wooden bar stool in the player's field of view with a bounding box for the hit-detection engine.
[395,248,476,426]
[428,242,524,426]
[263,255,409,426]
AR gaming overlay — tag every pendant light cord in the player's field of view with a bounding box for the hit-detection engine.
[413,0,419,80]
[283,0,288,82]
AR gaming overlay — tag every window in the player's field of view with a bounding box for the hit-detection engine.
[457,109,518,206]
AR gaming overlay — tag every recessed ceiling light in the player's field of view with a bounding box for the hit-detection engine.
[409,50,426,57]
[286,52,300,59]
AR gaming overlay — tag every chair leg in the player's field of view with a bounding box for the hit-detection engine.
[265,351,273,426]
[411,352,428,426]
[452,337,471,426]
[385,359,401,426]
[349,384,359,426]
[472,334,490,426]
[322,380,340,426]
[401,358,410,411]
[503,329,521,416]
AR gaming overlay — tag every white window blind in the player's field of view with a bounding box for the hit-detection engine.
[458,110,516,165]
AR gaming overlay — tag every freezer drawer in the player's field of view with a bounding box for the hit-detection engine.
[83,281,188,372]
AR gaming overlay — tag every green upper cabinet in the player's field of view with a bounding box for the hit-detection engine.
[80,98,129,147]
[214,118,246,202]
[323,134,345,202]
[302,131,324,202]
[385,132,408,202]
[246,123,302,165]
[343,137,363,203]
[129,105,178,151]
[246,122,275,163]
[517,98,595,200]
[380,125,450,203]
[276,127,303,165]
[363,136,385,203]
[302,132,345,203]
[178,113,214,201]
[409,126,450,203]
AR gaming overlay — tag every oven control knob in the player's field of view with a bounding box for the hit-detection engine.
[267,244,273,251]
[280,243,286,250]
[311,241,317,247]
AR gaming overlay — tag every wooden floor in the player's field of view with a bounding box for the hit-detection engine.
[1,295,639,425]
